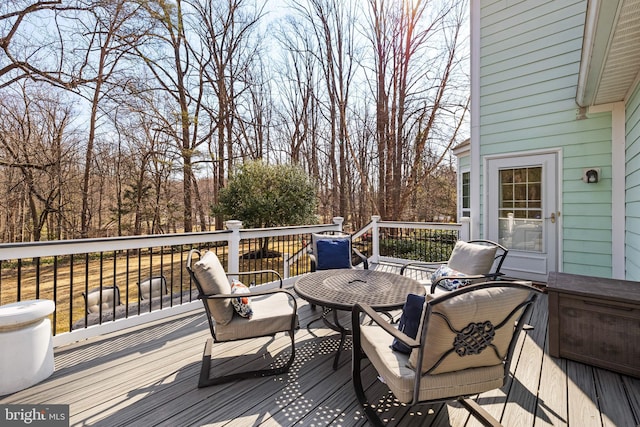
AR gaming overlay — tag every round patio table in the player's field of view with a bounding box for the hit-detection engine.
[294,269,424,369]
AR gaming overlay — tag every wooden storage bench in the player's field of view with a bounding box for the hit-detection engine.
[547,272,640,378]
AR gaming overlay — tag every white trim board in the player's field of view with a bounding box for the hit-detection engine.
[588,102,626,278]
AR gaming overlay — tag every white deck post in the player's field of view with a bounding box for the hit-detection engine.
[225,220,242,277]
[283,253,290,279]
[371,215,381,263]
[332,216,344,232]
[459,217,471,242]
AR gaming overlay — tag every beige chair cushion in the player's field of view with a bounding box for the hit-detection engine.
[409,286,530,375]
[360,324,505,403]
[447,241,498,275]
[138,277,167,300]
[192,251,234,325]
[215,292,297,342]
[85,287,119,313]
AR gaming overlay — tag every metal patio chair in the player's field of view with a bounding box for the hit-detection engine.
[186,249,298,387]
[352,281,541,426]
[400,239,508,292]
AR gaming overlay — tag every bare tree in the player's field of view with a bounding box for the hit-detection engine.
[0,1,87,89]
[365,0,468,220]
[0,84,76,241]
[130,0,199,232]
[0,0,469,241]
[190,0,265,229]
[273,15,319,165]
[287,0,361,219]
[75,0,148,237]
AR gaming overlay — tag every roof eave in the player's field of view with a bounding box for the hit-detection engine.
[576,0,624,107]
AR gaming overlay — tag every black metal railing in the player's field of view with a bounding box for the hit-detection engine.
[0,217,468,341]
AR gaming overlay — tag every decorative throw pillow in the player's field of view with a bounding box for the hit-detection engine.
[231,280,253,318]
[316,238,352,270]
[391,293,426,354]
[431,265,472,291]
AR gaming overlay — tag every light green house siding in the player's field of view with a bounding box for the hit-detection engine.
[458,154,471,170]
[479,0,613,277]
[627,83,640,281]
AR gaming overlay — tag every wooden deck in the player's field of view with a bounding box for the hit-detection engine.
[2,264,639,426]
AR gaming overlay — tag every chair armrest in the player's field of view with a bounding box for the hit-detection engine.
[201,287,295,304]
[352,303,420,350]
[186,248,200,271]
[227,269,283,288]
[308,254,318,272]
[400,261,446,276]
[352,247,369,270]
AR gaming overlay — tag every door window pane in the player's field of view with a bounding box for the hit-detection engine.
[500,170,513,183]
[498,166,542,252]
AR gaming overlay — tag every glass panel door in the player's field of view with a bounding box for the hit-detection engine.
[487,152,557,282]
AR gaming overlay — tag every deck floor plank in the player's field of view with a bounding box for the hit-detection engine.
[535,347,568,426]
[594,368,638,427]
[77,302,321,426]
[205,337,350,426]
[500,292,548,427]
[252,346,355,427]
[622,375,640,424]
[566,361,603,427]
[315,365,381,427]
[2,263,639,427]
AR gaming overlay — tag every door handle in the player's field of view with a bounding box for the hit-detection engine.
[546,212,560,223]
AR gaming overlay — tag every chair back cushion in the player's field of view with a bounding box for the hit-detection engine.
[447,241,498,275]
[410,285,531,375]
[314,234,352,270]
[85,287,119,313]
[138,276,167,300]
[192,251,234,325]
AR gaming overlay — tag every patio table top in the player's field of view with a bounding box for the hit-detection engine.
[294,268,425,311]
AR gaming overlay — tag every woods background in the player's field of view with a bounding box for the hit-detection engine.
[0,0,469,242]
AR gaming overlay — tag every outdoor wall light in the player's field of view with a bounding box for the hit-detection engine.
[582,168,600,183]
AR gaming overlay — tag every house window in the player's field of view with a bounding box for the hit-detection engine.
[461,171,470,218]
